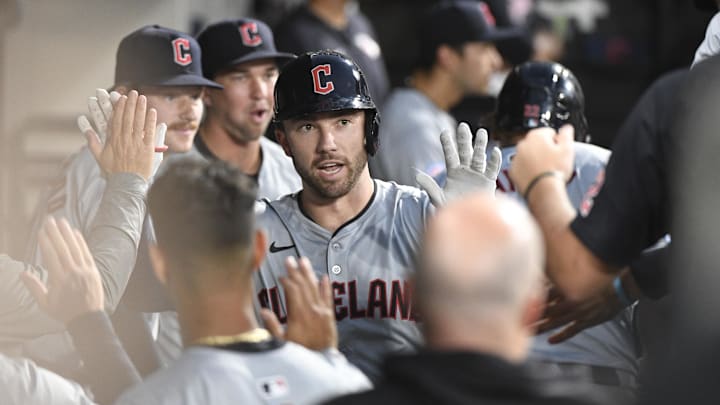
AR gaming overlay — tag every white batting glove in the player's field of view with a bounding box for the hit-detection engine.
[77,88,168,177]
[416,122,502,206]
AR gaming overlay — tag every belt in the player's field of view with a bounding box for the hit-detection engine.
[537,362,638,388]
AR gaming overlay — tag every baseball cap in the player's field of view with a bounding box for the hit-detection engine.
[419,1,518,62]
[114,25,222,88]
[196,18,296,80]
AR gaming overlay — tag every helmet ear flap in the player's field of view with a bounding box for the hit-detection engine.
[364,110,380,156]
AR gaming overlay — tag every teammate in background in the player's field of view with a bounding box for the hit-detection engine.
[195,18,301,200]
[325,193,596,405]
[369,1,508,187]
[274,0,390,108]
[25,25,221,305]
[115,156,371,405]
[255,49,501,382]
[110,19,301,371]
[493,61,638,404]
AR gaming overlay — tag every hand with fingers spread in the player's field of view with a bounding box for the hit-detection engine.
[260,256,338,351]
[83,90,164,180]
[535,280,623,344]
[21,217,104,324]
[77,88,168,177]
[416,122,502,206]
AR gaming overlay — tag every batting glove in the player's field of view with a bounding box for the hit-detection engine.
[416,122,501,206]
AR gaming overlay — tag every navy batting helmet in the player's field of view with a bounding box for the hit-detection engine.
[273,50,380,155]
[495,61,589,142]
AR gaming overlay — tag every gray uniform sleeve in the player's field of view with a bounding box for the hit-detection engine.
[0,353,97,405]
[87,172,148,311]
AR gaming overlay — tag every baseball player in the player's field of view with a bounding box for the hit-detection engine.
[18,25,220,373]
[255,50,501,381]
[115,156,371,405]
[194,18,301,200]
[492,61,638,404]
[25,25,220,290]
[369,1,507,187]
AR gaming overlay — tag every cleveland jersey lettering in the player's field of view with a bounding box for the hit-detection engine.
[258,278,419,322]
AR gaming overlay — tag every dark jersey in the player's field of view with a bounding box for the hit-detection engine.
[274,5,390,107]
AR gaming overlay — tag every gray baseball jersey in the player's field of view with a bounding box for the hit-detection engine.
[254,180,432,381]
[114,343,371,405]
[369,88,456,187]
[189,135,302,200]
[497,142,639,376]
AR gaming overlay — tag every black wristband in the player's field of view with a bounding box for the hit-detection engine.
[522,171,564,201]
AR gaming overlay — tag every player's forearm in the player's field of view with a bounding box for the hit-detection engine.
[526,177,616,302]
[67,311,141,404]
[86,173,148,312]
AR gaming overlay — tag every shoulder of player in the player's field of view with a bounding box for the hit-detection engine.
[279,343,372,384]
[374,180,432,211]
[259,137,295,169]
[573,142,611,165]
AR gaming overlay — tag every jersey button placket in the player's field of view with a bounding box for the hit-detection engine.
[327,239,345,280]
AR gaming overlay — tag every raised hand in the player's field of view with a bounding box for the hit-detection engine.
[21,217,104,324]
[417,122,502,206]
[261,256,338,350]
[78,89,168,177]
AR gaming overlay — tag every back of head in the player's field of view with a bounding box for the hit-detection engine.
[273,50,380,155]
[115,25,221,89]
[417,193,544,328]
[148,156,258,279]
[494,61,589,143]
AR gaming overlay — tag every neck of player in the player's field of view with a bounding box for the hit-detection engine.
[300,167,374,234]
[410,69,463,111]
[199,120,263,176]
[176,278,261,347]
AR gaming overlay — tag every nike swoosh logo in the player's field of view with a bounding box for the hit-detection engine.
[269,242,295,253]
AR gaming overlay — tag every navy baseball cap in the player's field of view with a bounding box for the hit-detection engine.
[419,1,518,62]
[196,18,296,80]
[115,25,222,88]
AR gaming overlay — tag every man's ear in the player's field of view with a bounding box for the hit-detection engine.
[148,244,169,286]
[436,44,461,71]
[275,126,293,157]
[203,88,216,107]
[251,229,268,272]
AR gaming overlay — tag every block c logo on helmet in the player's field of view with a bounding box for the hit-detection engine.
[311,64,335,95]
[172,38,192,66]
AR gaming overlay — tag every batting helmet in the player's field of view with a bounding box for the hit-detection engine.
[495,61,589,142]
[273,50,380,155]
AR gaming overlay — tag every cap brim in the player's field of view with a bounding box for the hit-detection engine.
[225,50,297,68]
[153,74,224,89]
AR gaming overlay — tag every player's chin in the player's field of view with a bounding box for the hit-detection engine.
[165,134,196,154]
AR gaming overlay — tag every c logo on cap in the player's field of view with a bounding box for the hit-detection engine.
[311,64,334,95]
[239,22,263,47]
[172,38,192,66]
